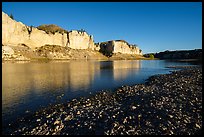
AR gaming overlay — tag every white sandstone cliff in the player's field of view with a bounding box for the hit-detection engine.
[113,40,142,55]
[99,40,142,55]
[2,12,96,50]
[67,30,95,50]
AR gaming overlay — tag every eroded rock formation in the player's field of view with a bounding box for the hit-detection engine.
[2,12,96,50]
[2,11,143,60]
[66,30,95,50]
[99,40,142,56]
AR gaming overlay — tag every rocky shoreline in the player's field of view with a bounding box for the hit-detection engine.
[3,66,202,135]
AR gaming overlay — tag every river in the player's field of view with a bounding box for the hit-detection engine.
[2,60,197,127]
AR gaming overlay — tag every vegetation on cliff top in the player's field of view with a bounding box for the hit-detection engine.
[37,24,68,34]
[9,13,14,20]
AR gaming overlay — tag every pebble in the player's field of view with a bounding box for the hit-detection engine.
[77,111,81,115]
[195,124,200,129]
[46,114,51,118]
[54,120,60,125]
[169,115,173,118]
[132,106,137,110]
[64,115,72,121]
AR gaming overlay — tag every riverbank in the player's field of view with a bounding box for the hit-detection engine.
[3,66,202,135]
[2,45,148,61]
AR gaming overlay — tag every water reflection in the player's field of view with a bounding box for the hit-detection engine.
[67,61,100,91]
[2,61,101,110]
[112,60,141,80]
[3,60,194,126]
[2,61,142,114]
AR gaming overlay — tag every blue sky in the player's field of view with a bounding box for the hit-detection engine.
[2,2,202,54]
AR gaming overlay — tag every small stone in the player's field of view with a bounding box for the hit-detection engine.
[132,106,137,110]
[61,124,64,129]
[195,123,201,128]
[86,103,91,107]
[169,130,174,135]
[113,122,118,127]
[25,110,30,113]
[55,125,59,131]
[64,115,72,121]
[184,119,188,123]
[73,106,77,109]
[123,117,128,124]
[54,120,60,125]
[162,127,167,131]
[77,111,81,115]
[46,114,51,118]
[169,115,173,118]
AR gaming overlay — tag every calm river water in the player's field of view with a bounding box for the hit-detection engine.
[2,60,196,127]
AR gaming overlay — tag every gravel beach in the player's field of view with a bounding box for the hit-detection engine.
[3,66,202,135]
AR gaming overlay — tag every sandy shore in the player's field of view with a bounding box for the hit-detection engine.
[3,66,202,135]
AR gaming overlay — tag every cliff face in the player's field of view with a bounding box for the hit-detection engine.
[99,40,142,56]
[67,30,95,50]
[113,40,142,55]
[2,12,96,50]
[2,11,143,61]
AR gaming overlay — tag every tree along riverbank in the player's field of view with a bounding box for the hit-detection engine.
[144,49,202,61]
[3,66,202,135]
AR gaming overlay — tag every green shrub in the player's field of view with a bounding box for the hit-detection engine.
[37,24,68,34]
[9,13,14,19]
[149,54,154,59]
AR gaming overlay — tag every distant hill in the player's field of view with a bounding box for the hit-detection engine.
[37,24,68,34]
[144,49,202,60]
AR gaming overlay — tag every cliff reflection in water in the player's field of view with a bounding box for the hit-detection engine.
[3,60,194,127]
[2,61,100,113]
[2,60,142,124]
[112,60,141,81]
